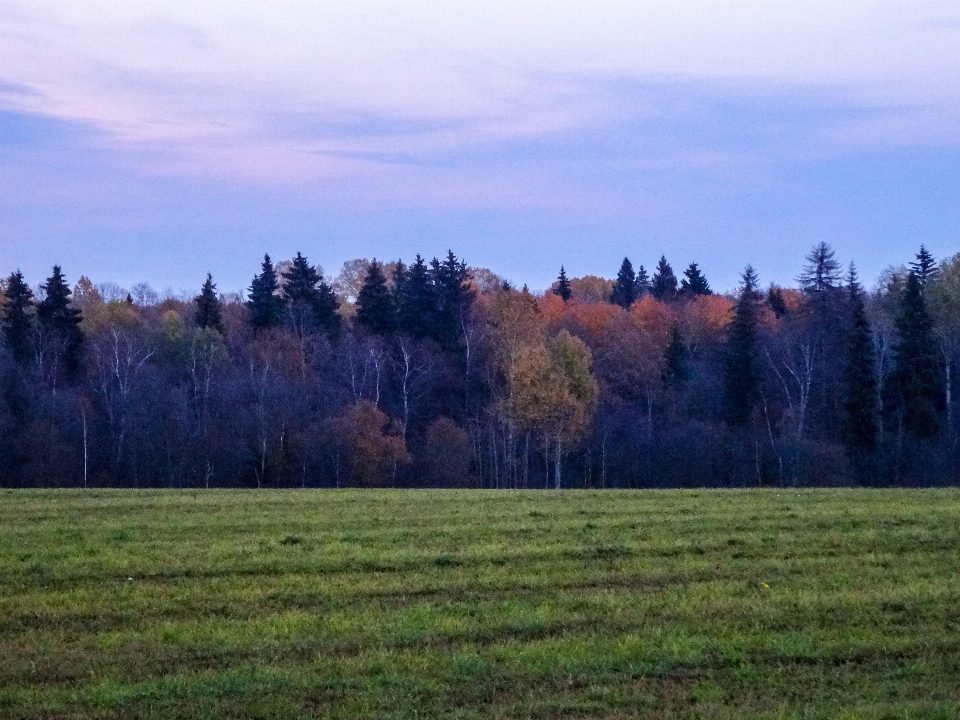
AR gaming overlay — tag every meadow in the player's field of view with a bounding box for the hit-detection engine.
[1,489,959,719]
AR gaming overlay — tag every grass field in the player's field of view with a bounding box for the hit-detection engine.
[1,489,960,719]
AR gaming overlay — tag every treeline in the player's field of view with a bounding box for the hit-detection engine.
[1,244,958,489]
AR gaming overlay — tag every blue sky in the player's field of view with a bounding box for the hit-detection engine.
[2,1,960,294]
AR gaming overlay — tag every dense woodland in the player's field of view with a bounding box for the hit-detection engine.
[1,244,958,489]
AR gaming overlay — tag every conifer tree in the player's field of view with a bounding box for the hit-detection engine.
[281,252,339,338]
[430,251,473,345]
[767,287,788,319]
[2,270,35,364]
[664,326,688,387]
[885,271,945,439]
[651,256,679,301]
[247,255,286,329]
[610,258,636,308]
[841,265,879,461]
[679,262,711,296]
[37,266,83,376]
[396,254,434,339]
[553,266,572,302]
[194,273,222,331]
[357,260,396,335]
[722,265,762,425]
[910,245,938,286]
[634,265,650,299]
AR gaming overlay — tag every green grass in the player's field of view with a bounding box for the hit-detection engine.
[1,489,959,719]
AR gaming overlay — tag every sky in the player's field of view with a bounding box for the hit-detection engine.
[2,1,960,295]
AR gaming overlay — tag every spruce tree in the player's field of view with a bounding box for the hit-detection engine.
[430,251,473,345]
[553,266,572,302]
[841,266,879,461]
[679,262,711,296]
[247,254,286,330]
[282,252,340,338]
[651,256,678,301]
[664,326,689,387]
[2,270,35,364]
[634,265,650,299]
[356,260,396,335]
[885,271,945,439]
[722,265,762,425]
[396,254,435,339]
[610,258,636,308]
[910,245,938,286]
[38,266,83,376]
[767,287,788,319]
[194,273,222,331]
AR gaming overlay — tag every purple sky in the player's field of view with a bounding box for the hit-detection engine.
[2,1,960,295]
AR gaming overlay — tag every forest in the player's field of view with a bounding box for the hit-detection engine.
[1,243,958,489]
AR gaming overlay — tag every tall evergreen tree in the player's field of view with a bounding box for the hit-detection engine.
[651,256,679,301]
[679,262,712,296]
[910,245,938,286]
[430,251,473,345]
[553,266,572,302]
[767,287,788,319]
[885,271,945,439]
[610,258,636,308]
[396,254,435,339]
[37,266,83,377]
[722,265,762,425]
[634,264,650,299]
[356,260,396,335]
[247,255,286,330]
[194,273,222,331]
[664,326,689,387]
[798,242,843,314]
[2,271,35,363]
[841,266,879,462]
[282,252,340,337]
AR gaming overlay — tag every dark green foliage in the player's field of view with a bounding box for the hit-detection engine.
[885,272,945,440]
[396,255,435,339]
[553,266,572,302]
[282,253,340,337]
[634,264,650,299]
[664,326,688,387]
[841,269,879,461]
[194,273,222,331]
[723,265,761,425]
[610,258,636,308]
[2,271,35,363]
[767,287,788,318]
[430,251,473,345]
[651,256,678,301]
[679,262,711,296]
[37,266,83,376]
[356,261,396,335]
[247,255,286,330]
[910,245,938,286]
[799,242,843,295]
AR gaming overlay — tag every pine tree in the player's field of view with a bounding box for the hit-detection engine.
[37,266,83,376]
[194,273,222,331]
[610,258,636,308]
[910,245,938,286]
[651,256,678,301]
[356,260,396,335]
[634,265,650,299]
[722,265,762,425]
[396,254,435,339]
[282,252,340,337]
[679,262,711,296]
[553,266,572,302]
[841,266,879,462]
[885,271,945,439]
[2,270,35,364]
[247,255,286,330]
[430,251,473,345]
